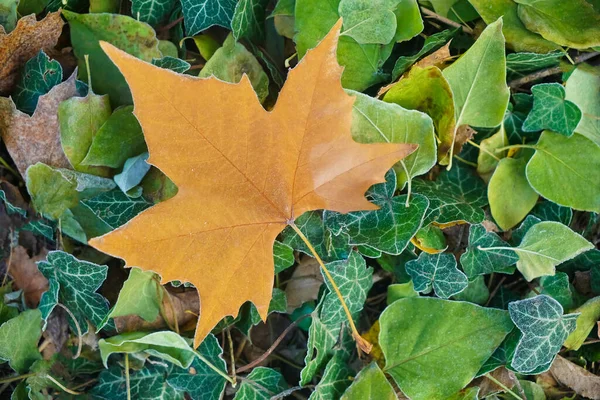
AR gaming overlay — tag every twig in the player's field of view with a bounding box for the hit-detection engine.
[159,16,183,32]
[420,7,473,34]
[56,303,82,359]
[237,315,309,374]
[485,276,507,307]
[226,328,237,386]
[509,52,599,89]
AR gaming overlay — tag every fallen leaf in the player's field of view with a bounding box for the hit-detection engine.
[8,246,48,307]
[0,11,64,95]
[90,21,415,348]
[550,355,600,400]
[477,367,520,398]
[0,71,76,176]
[415,42,451,69]
[284,256,322,313]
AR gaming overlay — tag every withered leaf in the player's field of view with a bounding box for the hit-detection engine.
[90,21,415,348]
[9,246,48,308]
[0,12,64,95]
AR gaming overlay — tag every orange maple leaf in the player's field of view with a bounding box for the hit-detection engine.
[90,21,416,348]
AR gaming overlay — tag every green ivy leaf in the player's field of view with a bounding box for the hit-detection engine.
[81,189,152,229]
[526,131,600,213]
[488,157,538,230]
[232,0,270,41]
[92,363,184,399]
[391,29,457,80]
[325,170,429,255]
[348,90,436,188]
[565,65,600,146]
[459,225,518,278]
[310,352,353,400]
[530,201,572,225]
[182,0,237,36]
[341,362,397,400]
[99,331,197,369]
[504,94,537,144]
[0,310,42,373]
[514,0,600,49]
[131,0,176,27]
[379,297,513,400]
[38,251,110,334]
[0,189,26,217]
[81,105,147,169]
[273,241,294,274]
[538,272,573,310]
[508,295,578,373]
[21,220,55,240]
[233,367,288,400]
[301,252,372,385]
[167,334,228,400]
[522,83,582,137]
[506,51,562,80]
[152,56,192,73]
[563,296,600,351]
[405,252,468,299]
[413,164,487,225]
[13,51,62,115]
[235,288,287,336]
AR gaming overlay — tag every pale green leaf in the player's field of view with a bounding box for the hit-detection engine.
[526,131,600,213]
[564,296,600,350]
[106,268,162,324]
[508,295,578,373]
[0,0,18,32]
[338,0,397,45]
[233,367,287,400]
[341,362,397,400]
[387,281,419,305]
[476,127,508,182]
[565,65,600,146]
[379,297,513,400]
[405,252,468,299]
[522,83,582,137]
[0,310,42,373]
[114,153,151,194]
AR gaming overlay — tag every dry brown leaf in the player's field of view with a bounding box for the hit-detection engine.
[0,12,64,95]
[550,355,600,400]
[415,42,452,69]
[0,71,76,176]
[89,21,416,348]
[284,256,323,313]
[9,246,48,307]
[441,125,476,163]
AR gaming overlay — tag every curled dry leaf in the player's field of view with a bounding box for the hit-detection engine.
[89,20,415,348]
[9,246,48,307]
[550,355,600,400]
[284,256,323,312]
[0,11,64,95]
[415,42,452,70]
[0,71,76,176]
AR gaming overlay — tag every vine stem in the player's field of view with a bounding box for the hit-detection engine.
[484,373,523,400]
[125,353,131,400]
[467,139,501,161]
[288,223,372,354]
[195,351,237,386]
[495,144,538,153]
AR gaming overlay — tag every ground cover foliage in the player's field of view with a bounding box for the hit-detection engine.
[0,0,599,399]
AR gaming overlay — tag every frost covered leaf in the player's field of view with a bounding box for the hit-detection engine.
[233,367,287,400]
[506,51,562,80]
[564,296,600,351]
[405,252,468,299]
[538,272,573,310]
[413,163,487,225]
[0,309,42,373]
[301,252,372,384]
[12,50,62,115]
[348,90,436,188]
[152,56,191,73]
[341,362,397,400]
[182,0,236,35]
[513,221,593,281]
[526,131,600,213]
[338,0,397,45]
[565,65,600,146]
[131,0,176,26]
[508,295,578,373]
[81,190,152,229]
[0,189,26,216]
[325,170,429,255]
[232,0,269,41]
[310,352,353,400]
[379,297,513,400]
[37,251,110,333]
[522,83,582,137]
[460,224,518,278]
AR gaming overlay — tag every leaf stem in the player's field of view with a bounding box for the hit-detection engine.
[484,373,524,400]
[45,375,83,396]
[125,353,131,400]
[494,144,538,153]
[226,328,237,386]
[399,161,412,207]
[195,351,237,386]
[84,54,93,93]
[0,373,37,385]
[453,155,477,168]
[56,303,82,359]
[467,139,501,161]
[288,222,372,354]
[0,156,20,178]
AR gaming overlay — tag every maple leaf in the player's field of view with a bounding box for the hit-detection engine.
[90,21,415,348]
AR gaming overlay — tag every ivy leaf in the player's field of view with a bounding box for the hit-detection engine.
[99,331,197,369]
[348,90,436,189]
[37,251,110,334]
[514,0,600,49]
[235,288,287,336]
[325,170,429,255]
[301,252,372,384]
[233,367,287,400]
[0,189,26,217]
[526,131,600,213]
[182,0,237,35]
[81,190,152,229]
[232,0,270,41]
[413,163,487,226]
[506,51,562,80]
[565,65,600,146]
[383,66,456,163]
[0,310,42,373]
[488,157,538,230]
[341,362,397,400]
[12,50,62,115]
[166,334,228,400]
[522,83,582,137]
[21,220,55,241]
[508,295,579,373]
[538,272,573,310]
[131,0,176,27]
[152,56,192,73]
[442,18,509,165]
[273,241,294,274]
[379,297,513,400]
[310,352,353,400]
[530,201,572,226]
[512,221,593,281]
[405,252,468,299]
[392,28,457,80]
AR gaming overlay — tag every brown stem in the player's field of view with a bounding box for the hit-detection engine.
[420,7,474,34]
